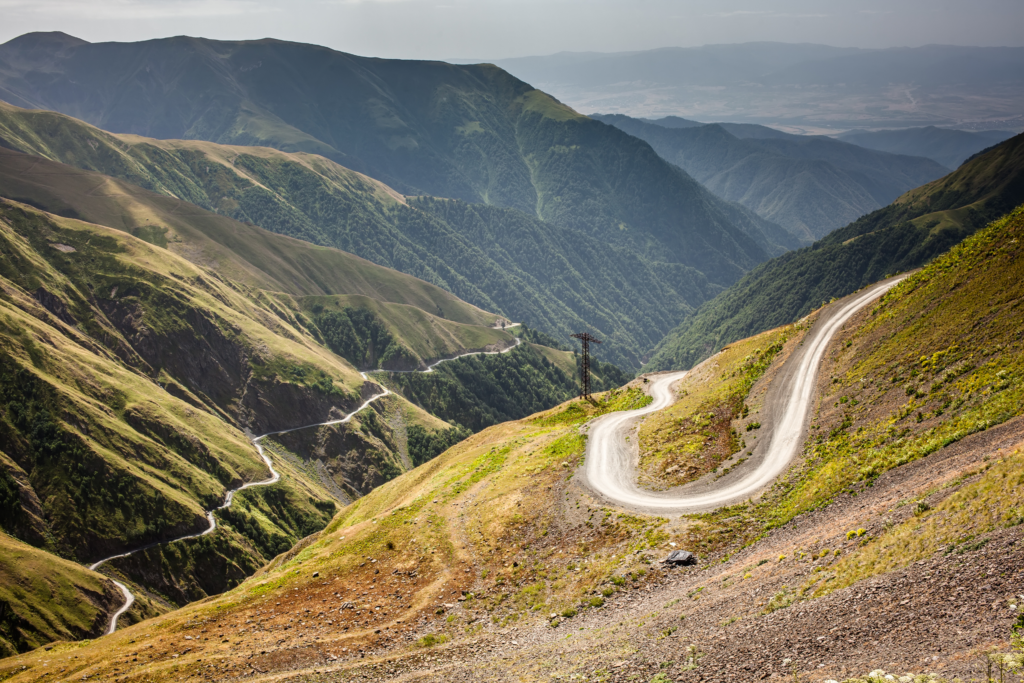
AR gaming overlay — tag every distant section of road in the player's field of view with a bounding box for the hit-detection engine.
[379,337,521,375]
[90,336,520,635]
[582,276,907,515]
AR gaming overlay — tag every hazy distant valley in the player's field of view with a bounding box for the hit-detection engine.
[0,30,1022,683]
[479,44,1024,133]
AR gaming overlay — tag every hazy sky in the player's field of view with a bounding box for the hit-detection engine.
[1,0,1021,60]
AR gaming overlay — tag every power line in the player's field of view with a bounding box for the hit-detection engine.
[570,332,602,399]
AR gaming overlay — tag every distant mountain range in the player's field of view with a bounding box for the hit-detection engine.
[474,43,1024,131]
[0,32,807,368]
[836,126,1016,169]
[646,131,1024,371]
[644,116,1016,168]
[593,114,949,241]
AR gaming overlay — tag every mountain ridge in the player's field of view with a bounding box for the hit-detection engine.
[4,201,1021,678]
[593,113,950,241]
[0,32,779,278]
[0,99,777,367]
[0,181,603,653]
[645,130,1024,371]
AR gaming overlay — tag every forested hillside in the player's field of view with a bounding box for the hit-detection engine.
[0,101,736,368]
[0,32,786,301]
[376,340,627,433]
[595,113,949,241]
[836,126,1016,169]
[646,131,1024,370]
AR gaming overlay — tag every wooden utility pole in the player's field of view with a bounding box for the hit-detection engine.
[571,332,601,399]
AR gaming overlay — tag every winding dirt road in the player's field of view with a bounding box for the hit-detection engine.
[582,277,907,515]
[91,336,521,635]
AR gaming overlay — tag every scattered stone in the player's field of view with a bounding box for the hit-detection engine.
[663,550,697,566]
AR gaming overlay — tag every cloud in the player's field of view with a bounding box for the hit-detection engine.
[317,0,411,5]
[705,10,828,19]
[0,0,275,19]
[706,10,770,17]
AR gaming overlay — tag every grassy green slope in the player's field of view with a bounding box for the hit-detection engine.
[0,201,353,635]
[745,203,1024,544]
[0,531,119,657]
[0,387,667,681]
[0,102,717,367]
[0,197,516,651]
[0,144,521,366]
[0,129,495,327]
[646,131,1024,371]
[595,114,950,241]
[0,110,648,653]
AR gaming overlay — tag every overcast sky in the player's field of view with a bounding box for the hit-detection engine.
[1,0,1021,60]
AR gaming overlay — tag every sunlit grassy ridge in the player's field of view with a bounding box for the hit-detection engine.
[0,87,776,368]
[0,140,498,325]
[769,205,1024,526]
[0,532,116,658]
[790,205,1024,593]
[0,200,377,636]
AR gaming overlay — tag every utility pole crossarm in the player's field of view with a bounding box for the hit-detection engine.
[571,332,602,399]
